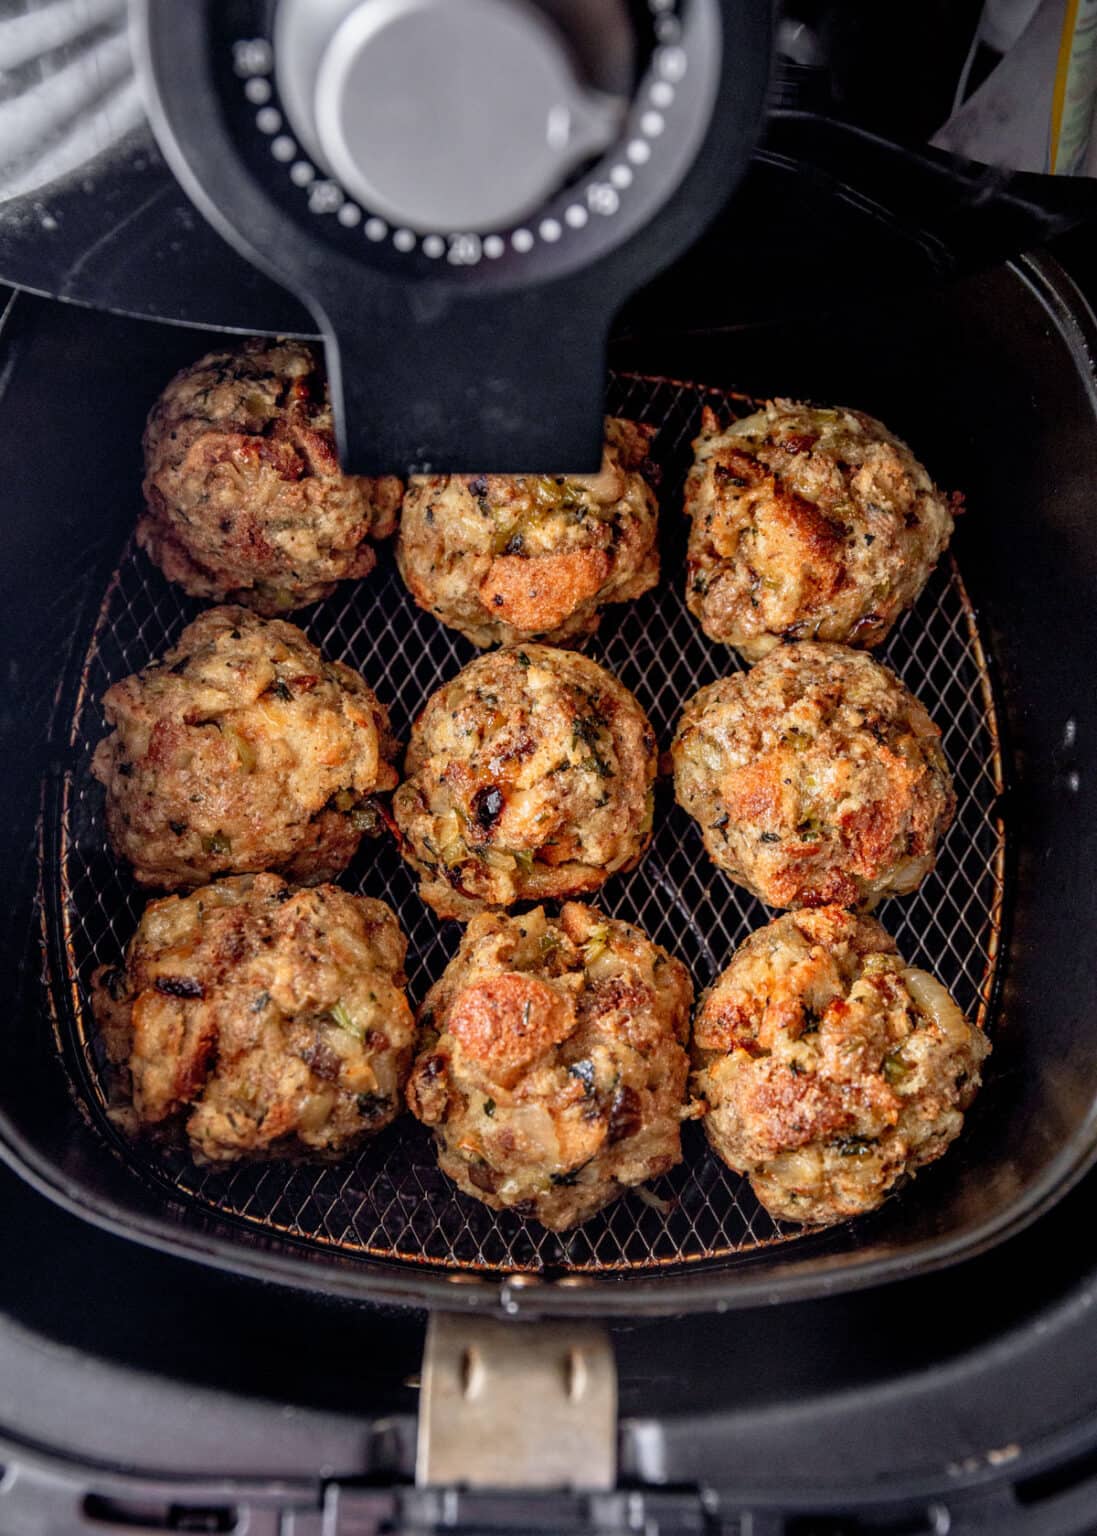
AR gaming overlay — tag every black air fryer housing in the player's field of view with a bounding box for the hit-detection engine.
[4,62,1097,1536]
[4,154,1097,1317]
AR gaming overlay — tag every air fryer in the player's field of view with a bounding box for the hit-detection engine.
[4,2,1097,1532]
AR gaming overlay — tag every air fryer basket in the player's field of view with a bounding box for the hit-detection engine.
[4,247,1097,1317]
[51,378,1005,1278]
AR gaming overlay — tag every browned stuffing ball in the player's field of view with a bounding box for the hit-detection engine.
[91,873,416,1163]
[139,340,402,614]
[397,417,659,646]
[692,906,989,1224]
[392,645,658,920]
[671,642,954,909]
[684,401,956,661]
[406,903,694,1229]
[92,605,399,890]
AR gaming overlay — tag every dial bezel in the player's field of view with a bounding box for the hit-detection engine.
[214,0,723,286]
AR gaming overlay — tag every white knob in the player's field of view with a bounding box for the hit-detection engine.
[275,0,625,233]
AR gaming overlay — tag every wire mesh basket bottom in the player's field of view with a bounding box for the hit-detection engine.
[53,373,1007,1275]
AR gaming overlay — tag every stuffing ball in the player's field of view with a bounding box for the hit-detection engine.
[406,902,694,1229]
[397,417,659,646]
[671,642,953,909]
[91,873,416,1163]
[139,340,402,614]
[92,605,399,890]
[684,400,955,660]
[692,906,989,1224]
[393,645,657,920]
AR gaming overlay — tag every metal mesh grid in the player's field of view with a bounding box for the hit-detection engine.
[48,374,1007,1276]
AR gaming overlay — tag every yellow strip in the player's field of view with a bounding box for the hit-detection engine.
[1051,0,1082,171]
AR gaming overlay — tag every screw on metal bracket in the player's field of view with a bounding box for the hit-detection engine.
[416,1314,617,1490]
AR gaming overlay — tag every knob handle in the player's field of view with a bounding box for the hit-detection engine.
[275,0,625,233]
[321,279,609,473]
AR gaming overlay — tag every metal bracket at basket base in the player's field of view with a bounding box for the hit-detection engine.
[416,1314,617,1490]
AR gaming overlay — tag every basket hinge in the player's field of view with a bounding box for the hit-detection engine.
[415,1312,617,1491]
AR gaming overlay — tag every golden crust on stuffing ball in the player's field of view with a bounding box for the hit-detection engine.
[91,873,415,1163]
[406,902,694,1229]
[392,644,657,920]
[684,401,955,660]
[671,642,954,909]
[92,605,399,890]
[692,906,989,1224]
[139,340,402,614]
[396,417,659,646]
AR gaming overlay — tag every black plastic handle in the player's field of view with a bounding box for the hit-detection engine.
[320,283,608,475]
